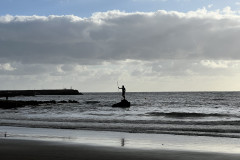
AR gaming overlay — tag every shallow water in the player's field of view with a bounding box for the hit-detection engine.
[2,126,240,154]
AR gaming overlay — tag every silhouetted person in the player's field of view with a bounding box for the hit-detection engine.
[118,85,126,100]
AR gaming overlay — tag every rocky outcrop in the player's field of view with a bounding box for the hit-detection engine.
[112,99,131,108]
[0,100,79,109]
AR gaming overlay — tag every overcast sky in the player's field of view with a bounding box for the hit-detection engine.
[1,0,240,92]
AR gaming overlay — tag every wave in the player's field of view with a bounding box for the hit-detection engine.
[85,101,100,104]
[88,113,116,116]
[146,112,231,118]
[2,119,240,139]
[2,116,240,125]
[212,98,225,101]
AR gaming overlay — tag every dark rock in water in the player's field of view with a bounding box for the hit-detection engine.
[0,99,79,109]
[112,99,130,108]
[0,100,56,109]
[68,100,79,103]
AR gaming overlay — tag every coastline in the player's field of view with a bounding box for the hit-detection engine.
[1,138,240,160]
[1,126,240,155]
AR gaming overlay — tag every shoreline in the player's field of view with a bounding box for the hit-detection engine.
[1,126,240,154]
[1,138,240,160]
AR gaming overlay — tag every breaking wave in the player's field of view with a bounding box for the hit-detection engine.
[146,112,231,118]
[1,118,240,138]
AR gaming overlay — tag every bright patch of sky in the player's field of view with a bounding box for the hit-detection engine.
[0,0,239,17]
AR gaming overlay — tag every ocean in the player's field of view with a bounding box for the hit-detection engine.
[1,92,240,138]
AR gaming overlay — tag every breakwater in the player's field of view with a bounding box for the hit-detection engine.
[0,89,82,97]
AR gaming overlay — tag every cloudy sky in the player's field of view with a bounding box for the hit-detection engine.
[1,0,240,92]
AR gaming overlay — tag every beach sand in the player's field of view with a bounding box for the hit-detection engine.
[1,138,240,160]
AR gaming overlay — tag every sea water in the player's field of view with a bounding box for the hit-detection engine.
[1,92,240,138]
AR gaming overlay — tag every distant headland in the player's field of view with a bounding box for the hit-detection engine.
[0,89,83,98]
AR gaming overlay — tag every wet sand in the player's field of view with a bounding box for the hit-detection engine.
[1,138,240,160]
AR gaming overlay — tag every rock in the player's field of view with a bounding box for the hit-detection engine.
[68,100,78,103]
[59,100,68,103]
[112,99,130,108]
[0,99,78,109]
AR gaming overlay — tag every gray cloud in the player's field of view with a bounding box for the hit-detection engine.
[1,9,240,65]
[1,9,240,91]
